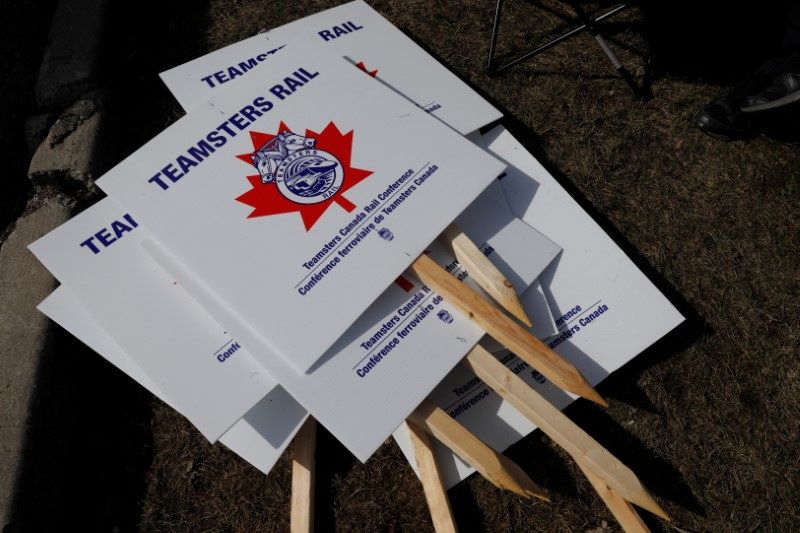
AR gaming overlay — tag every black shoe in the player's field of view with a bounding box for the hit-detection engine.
[741,73,800,112]
[692,91,755,141]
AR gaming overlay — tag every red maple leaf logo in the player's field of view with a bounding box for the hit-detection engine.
[235,121,373,231]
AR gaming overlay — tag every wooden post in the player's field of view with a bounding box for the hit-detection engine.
[438,223,532,327]
[410,253,606,406]
[291,417,317,533]
[578,463,652,533]
[405,421,459,533]
[408,399,549,501]
[461,345,668,520]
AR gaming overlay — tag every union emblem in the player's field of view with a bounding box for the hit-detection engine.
[236,121,373,230]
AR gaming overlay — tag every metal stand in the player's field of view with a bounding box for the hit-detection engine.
[487,1,646,98]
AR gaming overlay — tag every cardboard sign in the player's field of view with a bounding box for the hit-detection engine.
[455,194,560,296]
[30,192,558,462]
[98,38,505,374]
[394,127,684,487]
[159,0,501,135]
[38,287,308,476]
[143,194,560,461]
[29,198,277,441]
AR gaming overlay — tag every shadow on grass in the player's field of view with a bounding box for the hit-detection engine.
[6,324,154,532]
[449,481,490,533]
[639,1,789,84]
[313,424,359,533]
[565,403,708,518]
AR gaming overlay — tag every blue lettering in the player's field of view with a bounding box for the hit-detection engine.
[298,68,319,80]
[176,155,198,174]
[227,65,243,79]
[239,104,262,123]
[161,163,183,184]
[79,237,100,254]
[253,96,273,113]
[189,139,216,160]
[95,228,116,247]
[238,58,258,72]
[110,219,133,239]
[318,22,363,42]
[216,341,241,362]
[555,305,582,326]
[148,173,169,190]
[200,75,215,88]
[269,83,293,100]
[285,76,304,92]
[206,130,227,148]
[216,121,237,136]
[228,113,250,131]
[213,70,229,84]
[123,213,138,228]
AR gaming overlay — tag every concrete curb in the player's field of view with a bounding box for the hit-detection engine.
[0,197,74,526]
[1,0,108,527]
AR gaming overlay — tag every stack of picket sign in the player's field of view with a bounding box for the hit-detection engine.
[29,2,684,531]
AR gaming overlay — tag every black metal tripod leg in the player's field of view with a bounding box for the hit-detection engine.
[592,32,643,97]
[571,2,643,97]
[487,0,505,73]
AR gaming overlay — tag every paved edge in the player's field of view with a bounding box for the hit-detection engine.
[0,197,73,526]
[1,0,108,527]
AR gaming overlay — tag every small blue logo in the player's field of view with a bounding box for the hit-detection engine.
[437,310,453,324]
[378,227,394,241]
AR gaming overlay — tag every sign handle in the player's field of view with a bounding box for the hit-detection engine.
[290,417,317,533]
[438,223,532,327]
[409,253,606,406]
[578,463,652,533]
[408,399,549,501]
[461,345,668,520]
[404,421,459,533]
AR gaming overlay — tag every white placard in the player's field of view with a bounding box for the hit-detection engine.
[98,38,505,374]
[28,198,276,441]
[38,287,308,476]
[395,126,684,487]
[143,196,559,461]
[30,191,558,462]
[455,194,560,294]
[159,0,501,135]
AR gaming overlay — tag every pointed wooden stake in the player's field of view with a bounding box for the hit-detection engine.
[408,398,549,501]
[291,417,317,533]
[404,421,459,533]
[461,345,667,520]
[578,463,652,533]
[438,223,532,327]
[410,253,606,406]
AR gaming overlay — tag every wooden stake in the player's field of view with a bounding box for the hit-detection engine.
[578,463,652,533]
[291,417,317,533]
[408,398,549,501]
[438,223,532,327]
[461,345,668,520]
[404,421,459,533]
[410,253,606,406]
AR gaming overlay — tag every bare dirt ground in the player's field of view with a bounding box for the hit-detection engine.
[6,1,800,531]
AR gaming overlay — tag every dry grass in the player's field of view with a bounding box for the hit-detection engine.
[10,1,800,531]
[118,1,800,531]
